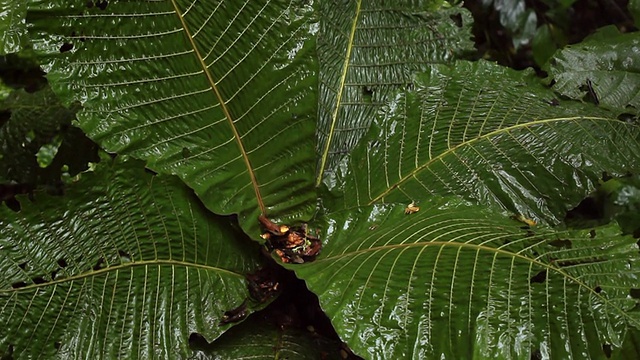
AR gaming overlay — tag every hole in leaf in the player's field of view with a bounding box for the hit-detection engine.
[59,42,73,53]
[17,262,27,270]
[530,270,546,284]
[617,112,639,124]
[590,229,596,238]
[32,276,47,285]
[449,13,463,27]
[92,257,105,271]
[548,239,572,249]
[54,341,61,350]
[97,0,108,10]
[362,85,373,102]
[11,281,27,289]
[602,343,612,358]
[548,98,559,106]
[57,258,68,268]
[579,79,599,105]
[118,249,131,262]
[181,147,191,158]
[595,285,603,293]
[405,82,414,91]
[630,288,640,299]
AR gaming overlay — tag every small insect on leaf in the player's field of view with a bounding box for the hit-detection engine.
[512,214,536,227]
[404,202,420,215]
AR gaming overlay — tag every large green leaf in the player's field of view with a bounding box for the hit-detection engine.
[0,159,263,359]
[315,0,474,184]
[25,0,318,237]
[546,26,640,116]
[326,61,640,224]
[294,199,640,359]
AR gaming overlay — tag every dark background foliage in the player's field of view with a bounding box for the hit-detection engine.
[1,1,638,359]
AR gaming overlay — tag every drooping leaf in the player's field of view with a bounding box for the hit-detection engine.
[315,0,474,184]
[26,0,319,237]
[0,0,27,55]
[0,159,263,359]
[294,198,640,359]
[546,26,640,115]
[325,61,640,224]
[190,316,343,360]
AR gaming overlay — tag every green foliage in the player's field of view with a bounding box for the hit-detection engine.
[0,86,98,185]
[0,0,27,55]
[0,159,263,359]
[325,60,640,224]
[546,26,640,116]
[28,0,319,237]
[315,0,474,180]
[481,0,538,49]
[1,0,640,359]
[294,199,640,359]
[532,23,567,67]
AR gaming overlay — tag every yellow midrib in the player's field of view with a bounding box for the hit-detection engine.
[315,0,362,187]
[307,232,640,328]
[368,116,611,204]
[0,259,245,294]
[171,1,265,214]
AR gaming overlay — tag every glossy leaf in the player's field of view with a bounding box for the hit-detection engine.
[294,199,640,359]
[315,0,474,184]
[26,0,318,237]
[480,0,537,49]
[325,61,640,224]
[0,159,263,359]
[0,0,27,55]
[547,26,640,115]
[191,316,343,360]
[531,24,566,68]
